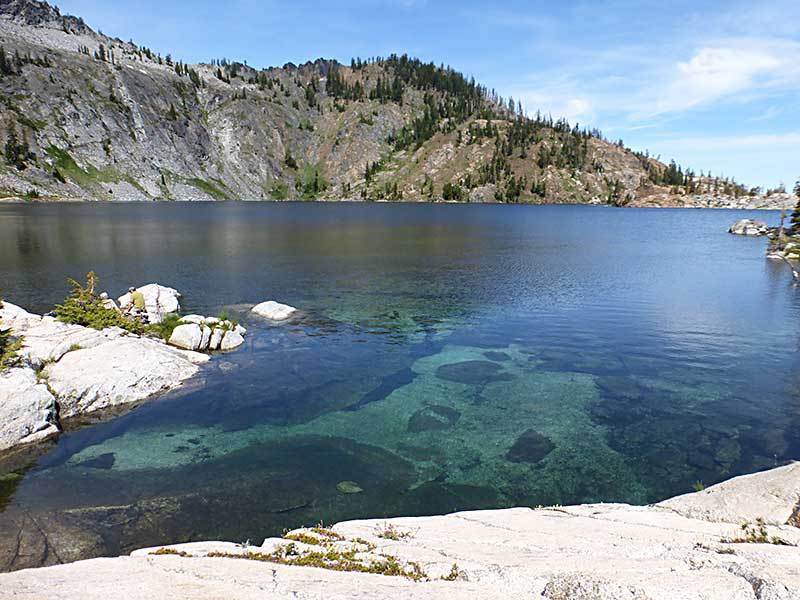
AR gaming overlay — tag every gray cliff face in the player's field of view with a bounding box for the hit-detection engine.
[0,0,793,209]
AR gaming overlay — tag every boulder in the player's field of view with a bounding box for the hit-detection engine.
[199,326,212,351]
[220,330,244,351]
[0,365,59,451]
[251,301,297,321]
[179,315,205,325]
[208,328,225,351]
[117,284,181,324]
[729,219,769,236]
[169,324,204,351]
[45,337,209,418]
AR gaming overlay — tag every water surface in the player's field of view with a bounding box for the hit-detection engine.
[1,203,798,566]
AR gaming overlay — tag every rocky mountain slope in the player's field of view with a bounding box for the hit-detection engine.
[0,0,794,208]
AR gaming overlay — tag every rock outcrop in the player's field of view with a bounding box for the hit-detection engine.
[729,219,770,236]
[251,301,297,321]
[44,337,208,419]
[0,301,209,452]
[0,364,58,452]
[168,317,246,352]
[0,0,791,208]
[117,284,181,324]
[1,463,797,599]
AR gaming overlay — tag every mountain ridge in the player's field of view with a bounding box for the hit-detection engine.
[0,0,793,209]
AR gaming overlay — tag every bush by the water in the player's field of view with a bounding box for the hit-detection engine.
[54,272,143,334]
[0,300,22,370]
[147,313,181,341]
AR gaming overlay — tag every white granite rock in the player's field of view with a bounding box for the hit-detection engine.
[220,330,244,351]
[729,219,770,236]
[168,324,203,351]
[45,337,209,418]
[199,325,212,351]
[17,318,128,368]
[252,300,297,321]
[0,365,59,451]
[179,315,205,325]
[208,327,225,351]
[2,464,798,600]
[117,284,181,324]
[0,301,42,333]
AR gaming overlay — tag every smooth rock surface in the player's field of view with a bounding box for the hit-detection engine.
[44,337,209,418]
[251,300,297,321]
[729,219,770,236]
[168,324,203,351]
[117,284,181,324]
[0,302,42,332]
[2,464,798,599]
[0,365,59,452]
[16,318,128,368]
[219,330,244,351]
[208,327,225,351]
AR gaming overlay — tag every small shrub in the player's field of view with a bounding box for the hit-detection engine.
[692,480,706,492]
[54,271,143,334]
[146,313,181,341]
[441,563,466,581]
[375,523,412,541]
[723,518,794,546]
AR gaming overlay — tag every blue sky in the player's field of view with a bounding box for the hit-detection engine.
[55,0,800,190]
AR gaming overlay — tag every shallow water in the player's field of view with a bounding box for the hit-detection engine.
[1,202,799,563]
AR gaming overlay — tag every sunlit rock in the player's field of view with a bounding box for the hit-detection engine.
[252,301,297,321]
[117,284,181,324]
[728,219,769,236]
[0,365,59,451]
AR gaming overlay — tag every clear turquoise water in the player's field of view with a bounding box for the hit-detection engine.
[0,202,798,563]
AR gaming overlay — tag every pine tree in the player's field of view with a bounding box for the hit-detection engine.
[167,104,178,120]
[790,180,800,234]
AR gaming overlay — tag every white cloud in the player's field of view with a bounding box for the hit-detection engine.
[650,47,783,115]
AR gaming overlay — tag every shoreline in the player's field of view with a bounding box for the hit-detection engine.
[1,462,797,598]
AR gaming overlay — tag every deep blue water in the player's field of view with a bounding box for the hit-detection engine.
[0,202,798,563]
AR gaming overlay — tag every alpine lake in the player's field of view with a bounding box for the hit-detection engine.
[1,202,798,566]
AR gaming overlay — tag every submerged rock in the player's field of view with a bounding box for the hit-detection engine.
[505,429,556,463]
[435,360,508,385]
[252,301,297,321]
[0,365,59,452]
[407,405,461,433]
[729,219,769,236]
[336,481,363,494]
[483,351,511,362]
[77,452,116,470]
[117,284,181,324]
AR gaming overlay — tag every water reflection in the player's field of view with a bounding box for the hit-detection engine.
[0,203,798,571]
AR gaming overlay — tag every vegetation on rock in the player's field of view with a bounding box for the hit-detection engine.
[54,272,143,334]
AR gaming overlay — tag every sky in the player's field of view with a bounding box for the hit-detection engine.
[54,0,800,190]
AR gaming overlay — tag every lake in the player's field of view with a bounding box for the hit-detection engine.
[1,202,798,567]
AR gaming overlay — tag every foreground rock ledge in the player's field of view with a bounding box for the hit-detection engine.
[1,463,798,600]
